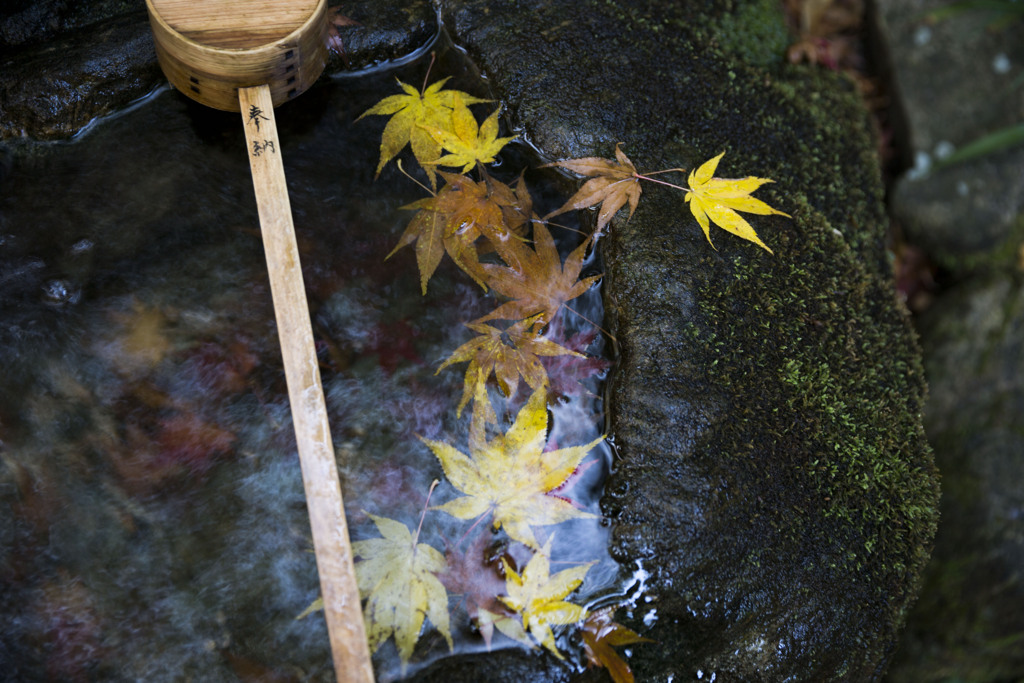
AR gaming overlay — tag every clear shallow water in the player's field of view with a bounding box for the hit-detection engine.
[0,43,620,681]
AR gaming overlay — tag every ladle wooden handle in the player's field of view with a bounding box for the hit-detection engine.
[239,84,374,683]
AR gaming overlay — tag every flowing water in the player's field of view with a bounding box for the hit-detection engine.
[0,40,623,681]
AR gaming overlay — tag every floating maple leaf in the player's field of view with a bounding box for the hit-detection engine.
[437,315,581,422]
[544,143,642,234]
[352,512,452,667]
[388,172,529,293]
[476,606,531,650]
[387,195,448,294]
[425,92,516,173]
[421,386,601,549]
[684,152,789,253]
[581,606,653,683]
[434,172,527,277]
[357,78,488,181]
[477,222,600,326]
[498,536,592,659]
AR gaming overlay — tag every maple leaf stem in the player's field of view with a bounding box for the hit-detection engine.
[455,507,494,549]
[535,218,588,237]
[397,159,436,196]
[421,51,437,95]
[563,304,617,345]
[634,173,690,193]
[414,479,440,546]
[639,167,687,177]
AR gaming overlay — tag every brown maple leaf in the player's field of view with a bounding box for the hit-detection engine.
[435,171,528,275]
[389,172,533,294]
[544,143,642,234]
[326,6,361,64]
[438,532,510,626]
[476,222,600,327]
[437,315,582,422]
[581,606,653,683]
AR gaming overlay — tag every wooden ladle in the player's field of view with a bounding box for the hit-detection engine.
[145,1,373,680]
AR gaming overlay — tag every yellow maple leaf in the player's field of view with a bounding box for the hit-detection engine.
[357,78,488,181]
[498,536,591,659]
[424,92,516,173]
[386,195,447,295]
[684,152,789,254]
[421,386,601,549]
[352,512,452,667]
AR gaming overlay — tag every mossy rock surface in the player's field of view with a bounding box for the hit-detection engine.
[886,272,1024,682]
[430,0,939,680]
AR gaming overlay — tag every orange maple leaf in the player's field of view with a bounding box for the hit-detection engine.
[476,222,600,326]
[544,143,642,234]
[387,172,531,293]
[437,315,581,422]
[434,172,527,276]
[581,606,653,683]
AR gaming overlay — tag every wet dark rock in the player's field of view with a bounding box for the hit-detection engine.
[423,0,939,681]
[0,9,162,141]
[0,0,138,51]
[886,272,1024,682]
[877,0,1024,273]
[324,0,438,74]
[0,0,438,141]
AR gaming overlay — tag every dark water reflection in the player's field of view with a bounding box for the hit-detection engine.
[0,49,617,681]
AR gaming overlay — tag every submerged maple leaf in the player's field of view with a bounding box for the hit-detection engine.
[477,222,600,326]
[437,315,581,422]
[544,143,642,234]
[684,152,790,254]
[539,325,611,400]
[357,78,488,181]
[425,92,516,173]
[421,386,601,549]
[352,513,453,667]
[498,536,592,659]
[581,606,653,683]
[325,6,360,63]
[438,532,509,623]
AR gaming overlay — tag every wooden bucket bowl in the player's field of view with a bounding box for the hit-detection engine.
[146,0,327,112]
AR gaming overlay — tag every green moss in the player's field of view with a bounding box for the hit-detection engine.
[685,194,939,595]
[713,0,792,67]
